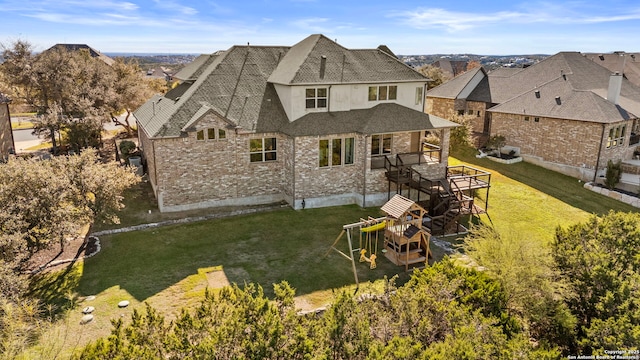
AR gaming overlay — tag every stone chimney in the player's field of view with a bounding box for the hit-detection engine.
[607,72,623,105]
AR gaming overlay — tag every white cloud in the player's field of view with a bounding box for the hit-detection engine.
[291,17,331,32]
[152,0,197,16]
[393,3,640,32]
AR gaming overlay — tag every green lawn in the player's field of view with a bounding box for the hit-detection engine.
[450,146,636,244]
[24,148,638,358]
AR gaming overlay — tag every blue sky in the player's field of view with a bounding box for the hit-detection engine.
[1,0,639,55]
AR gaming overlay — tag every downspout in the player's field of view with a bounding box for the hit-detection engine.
[293,136,297,209]
[593,123,607,183]
[362,135,368,207]
[327,85,332,113]
[422,83,427,113]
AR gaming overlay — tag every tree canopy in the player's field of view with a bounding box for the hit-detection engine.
[416,65,451,89]
[553,211,640,353]
[0,149,139,269]
[74,260,558,359]
[0,39,162,149]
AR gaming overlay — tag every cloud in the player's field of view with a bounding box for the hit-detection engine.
[393,3,640,32]
[291,17,331,32]
[152,0,197,16]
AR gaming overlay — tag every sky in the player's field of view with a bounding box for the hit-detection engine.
[1,0,639,55]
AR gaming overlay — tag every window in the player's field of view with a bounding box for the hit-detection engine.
[196,128,227,141]
[524,116,530,121]
[306,88,327,109]
[457,110,465,116]
[468,110,474,116]
[250,138,277,162]
[371,134,392,155]
[534,117,540,122]
[415,87,423,105]
[368,85,397,101]
[319,137,355,167]
[607,125,626,148]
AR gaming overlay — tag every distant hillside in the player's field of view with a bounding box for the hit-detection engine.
[399,54,549,71]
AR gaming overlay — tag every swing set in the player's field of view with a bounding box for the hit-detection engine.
[324,216,386,287]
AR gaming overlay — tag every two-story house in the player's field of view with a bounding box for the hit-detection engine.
[427,52,640,182]
[134,34,464,214]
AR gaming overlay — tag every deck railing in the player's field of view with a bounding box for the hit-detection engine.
[371,143,441,170]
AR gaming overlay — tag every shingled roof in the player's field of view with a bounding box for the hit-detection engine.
[173,53,219,81]
[268,34,425,85]
[428,52,640,123]
[278,103,456,137]
[135,34,450,139]
[427,67,486,100]
[585,52,640,88]
[135,45,289,138]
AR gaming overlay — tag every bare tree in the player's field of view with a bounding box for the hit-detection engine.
[417,64,452,89]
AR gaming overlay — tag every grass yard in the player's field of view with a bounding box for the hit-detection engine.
[451,146,637,244]
[23,147,638,358]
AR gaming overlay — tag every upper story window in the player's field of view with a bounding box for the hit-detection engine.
[250,137,277,162]
[371,134,392,155]
[368,85,397,101]
[415,87,423,105]
[196,128,227,141]
[607,125,626,149]
[306,88,327,109]
[319,137,355,167]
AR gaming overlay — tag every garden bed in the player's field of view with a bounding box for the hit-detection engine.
[485,153,523,164]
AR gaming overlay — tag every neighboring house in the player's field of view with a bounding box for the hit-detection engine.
[0,93,15,159]
[427,52,640,182]
[47,44,115,66]
[134,34,469,219]
[585,52,640,88]
[430,59,469,78]
[146,66,174,82]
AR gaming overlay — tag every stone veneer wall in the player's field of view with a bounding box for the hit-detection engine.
[0,103,14,158]
[143,115,454,211]
[426,97,488,134]
[292,133,364,209]
[150,112,288,212]
[426,97,454,119]
[465,101,489,134]
[491,113,636,180]
[491,113,604,169]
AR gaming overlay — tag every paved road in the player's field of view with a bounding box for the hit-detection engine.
[11,116,127,153]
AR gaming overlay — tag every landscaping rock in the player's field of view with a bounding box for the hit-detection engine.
[82,306,95,314]
[81,314,94,324]
[118,300,130,308]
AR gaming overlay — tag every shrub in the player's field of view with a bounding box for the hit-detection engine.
[119,140,137,163]
[604,159,622,190]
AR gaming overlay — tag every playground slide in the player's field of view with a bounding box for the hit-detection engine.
[360,221,386,233]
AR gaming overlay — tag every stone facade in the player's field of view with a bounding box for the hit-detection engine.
[0,100,15,159]
[142,125,451,212]
[427,97,489,134]
[490,112,636,180]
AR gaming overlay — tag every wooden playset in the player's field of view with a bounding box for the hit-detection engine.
[380,194,432,271]
[326,194,433,286]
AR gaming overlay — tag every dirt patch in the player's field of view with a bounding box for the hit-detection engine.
[205,270,231,289]
[26,235,98,273]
